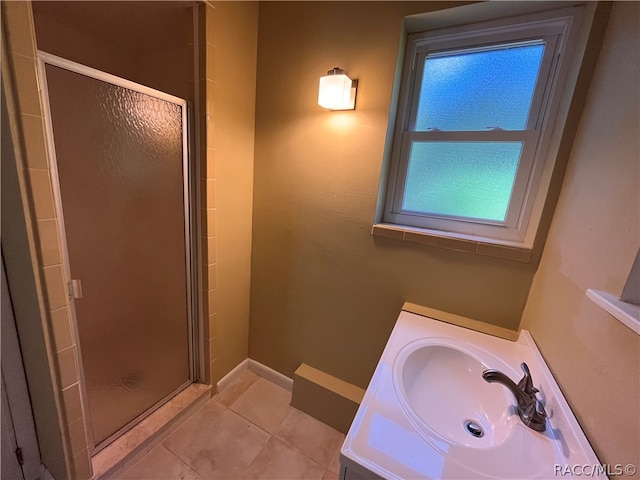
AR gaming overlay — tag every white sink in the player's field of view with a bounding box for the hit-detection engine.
[340,310,605,479]
[393,339,515,448]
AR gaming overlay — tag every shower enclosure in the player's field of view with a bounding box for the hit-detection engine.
[38,52,194,451]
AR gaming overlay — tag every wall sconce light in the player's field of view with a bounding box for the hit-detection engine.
[318,67,357,111]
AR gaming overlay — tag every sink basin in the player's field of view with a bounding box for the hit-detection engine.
[392,338,515,449]
[341,311,605,479]
[393,338,517,448]
[390,336,562,478]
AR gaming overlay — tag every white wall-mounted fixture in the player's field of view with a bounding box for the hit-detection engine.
[586,289,640,335]
[318,67,357,110]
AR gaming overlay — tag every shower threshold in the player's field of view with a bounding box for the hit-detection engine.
[91,383,211,479]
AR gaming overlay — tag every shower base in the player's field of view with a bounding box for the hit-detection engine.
[91,383,211,479]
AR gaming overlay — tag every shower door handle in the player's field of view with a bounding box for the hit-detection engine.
[69,279,83,299]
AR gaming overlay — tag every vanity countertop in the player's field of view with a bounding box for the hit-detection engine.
[340,310,604,480]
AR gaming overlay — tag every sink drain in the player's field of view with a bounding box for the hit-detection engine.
[463,420,484,438]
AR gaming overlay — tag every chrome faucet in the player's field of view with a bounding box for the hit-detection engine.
[482,362,547,432]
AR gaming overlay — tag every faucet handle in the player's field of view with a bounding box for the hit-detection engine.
[517,363,539,395]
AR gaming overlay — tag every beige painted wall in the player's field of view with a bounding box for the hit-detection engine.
[250,1,541,388]
[521,2,639,470]
[210,1,259,383]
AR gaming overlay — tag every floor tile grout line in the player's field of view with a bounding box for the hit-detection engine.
[224,376,294,437]
[273,409,346,469]
[271,434,330,470]
[159,438,189,471]
[159,398,229,469]
[158,443,205,480]
[239,434,328,480]
[225,396,341,470]
[224,399,334,471]
[226,388,345,471]
[158,400,270,480]
[122,372,343,479]
[227,401,292,436]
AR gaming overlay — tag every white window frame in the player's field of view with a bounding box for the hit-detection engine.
[379,4,595,249]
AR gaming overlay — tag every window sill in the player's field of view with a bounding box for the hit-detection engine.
[372,223,533,263]
[586,289,640,336]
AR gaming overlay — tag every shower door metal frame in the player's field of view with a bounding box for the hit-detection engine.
[36,51,197,454]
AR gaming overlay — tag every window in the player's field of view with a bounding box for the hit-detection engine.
[380,4,596,249]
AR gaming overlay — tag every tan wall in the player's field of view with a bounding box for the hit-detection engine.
[250,1,539,388]
[521,2,639,470]
[209,1,259,384]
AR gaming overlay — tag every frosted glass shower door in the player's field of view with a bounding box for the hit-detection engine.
[40,55,192,449]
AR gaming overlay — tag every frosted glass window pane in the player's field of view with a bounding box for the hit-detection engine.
[415,44,544,131]
[402,142,523,221]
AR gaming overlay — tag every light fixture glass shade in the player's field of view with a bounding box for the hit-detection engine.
[318,68,356,110]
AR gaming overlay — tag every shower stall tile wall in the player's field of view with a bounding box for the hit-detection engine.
[1,2,91,478]
[2,0,224,477]
[198,1,219,384]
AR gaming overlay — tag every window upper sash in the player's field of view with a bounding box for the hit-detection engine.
[406,32,561,134]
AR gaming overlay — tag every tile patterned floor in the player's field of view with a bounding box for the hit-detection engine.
[117,371,344,480]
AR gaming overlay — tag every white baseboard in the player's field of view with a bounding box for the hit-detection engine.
[216,359,249,394]
[216,358,293,394]
[248,359,293,392]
